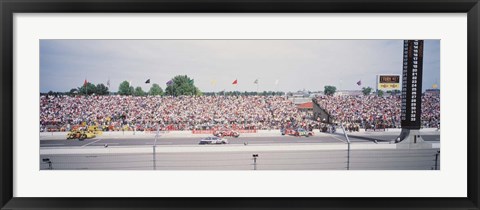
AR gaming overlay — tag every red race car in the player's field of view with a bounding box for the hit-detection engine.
[281,128,314,137]
[281,128,297,136]
[213,129,240,138]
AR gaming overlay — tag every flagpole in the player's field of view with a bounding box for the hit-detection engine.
[85,71,87,96]
[275,80,279,94]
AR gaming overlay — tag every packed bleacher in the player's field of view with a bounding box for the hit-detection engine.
[40,95,316,132]
[40,94,440,132]
[315,94,440,129]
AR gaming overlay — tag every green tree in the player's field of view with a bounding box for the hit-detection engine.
[95,83,109,95]
[362,87,372,96]
[324,85,337,96]
[134,86,145,96]
[165,75,202,96]
[148,83,163,96]
[377,89,384,97]
[118,81,133,95]
[78,82,97,95]
[69,88,78,95]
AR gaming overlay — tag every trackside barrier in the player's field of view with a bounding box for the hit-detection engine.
[192,129,257,134]
[191,130,214,134]
[43,129,438,140]
[40,145,440,170]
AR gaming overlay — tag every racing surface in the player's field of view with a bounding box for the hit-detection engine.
[40,134,440,148]
[40,149,440,170]
[40,132,440,170]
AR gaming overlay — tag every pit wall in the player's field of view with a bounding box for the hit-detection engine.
[41,129,290,140]
[40,128,439,140]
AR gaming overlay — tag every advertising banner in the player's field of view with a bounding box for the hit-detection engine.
[192,129,257,134]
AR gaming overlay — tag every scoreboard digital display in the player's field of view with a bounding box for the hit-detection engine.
[377,75,400,90]
[379,75,400,83]
[401,40,424,129]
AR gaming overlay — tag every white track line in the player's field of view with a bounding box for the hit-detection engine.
[330,135,347,143]
[41,143,398,155]
[81,139,103,147]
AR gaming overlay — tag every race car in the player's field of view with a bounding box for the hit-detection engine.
[66,126,101,140]
[296,128,314,137]
[199,136,229,145]
[66,130,96,140]
[281,128,314,137]
[281,128,297,136]
[213,129,240,138]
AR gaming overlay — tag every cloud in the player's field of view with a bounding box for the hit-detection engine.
[40,40,439,93]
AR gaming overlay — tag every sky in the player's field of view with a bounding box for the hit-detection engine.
[40,40,440,93]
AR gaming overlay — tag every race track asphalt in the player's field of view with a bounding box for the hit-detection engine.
[40,132,441,170]
[40,133,440,148]
[40,148,441,170]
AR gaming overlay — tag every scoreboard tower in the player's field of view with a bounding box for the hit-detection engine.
[396,40,428,148]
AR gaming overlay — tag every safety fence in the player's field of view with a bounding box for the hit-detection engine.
[40,148,440,170]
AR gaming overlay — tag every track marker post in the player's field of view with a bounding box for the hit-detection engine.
[434,151,440,170]
[252,154,259,170]
[42,158,53,170]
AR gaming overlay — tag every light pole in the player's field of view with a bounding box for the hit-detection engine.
[341,124,351,170]
[153,125,160,170]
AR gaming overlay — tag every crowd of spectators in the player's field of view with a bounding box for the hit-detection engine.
[315,94,440,129]
[40,94,440,132]
[40,95,316,132]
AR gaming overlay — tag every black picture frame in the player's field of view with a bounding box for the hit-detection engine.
[1,0,479,209]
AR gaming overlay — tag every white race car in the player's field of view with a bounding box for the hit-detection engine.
[199,136,229,145]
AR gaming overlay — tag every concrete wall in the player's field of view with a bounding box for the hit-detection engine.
[40,130,285,140]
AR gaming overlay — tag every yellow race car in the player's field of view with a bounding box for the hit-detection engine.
[66,129,96,140]
[67,125,103,140]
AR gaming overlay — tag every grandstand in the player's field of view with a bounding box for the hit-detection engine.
[40,93,440,132]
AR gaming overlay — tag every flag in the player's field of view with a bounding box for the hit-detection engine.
[254,79,258,84]
[166,80,173,86]
[83,79,88,87]
[232,79,238,85]
[275,79,279,85]
[432,84,438,89]
[211,80,217,86]
[357,80,362,86]
[145,79,150,84]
